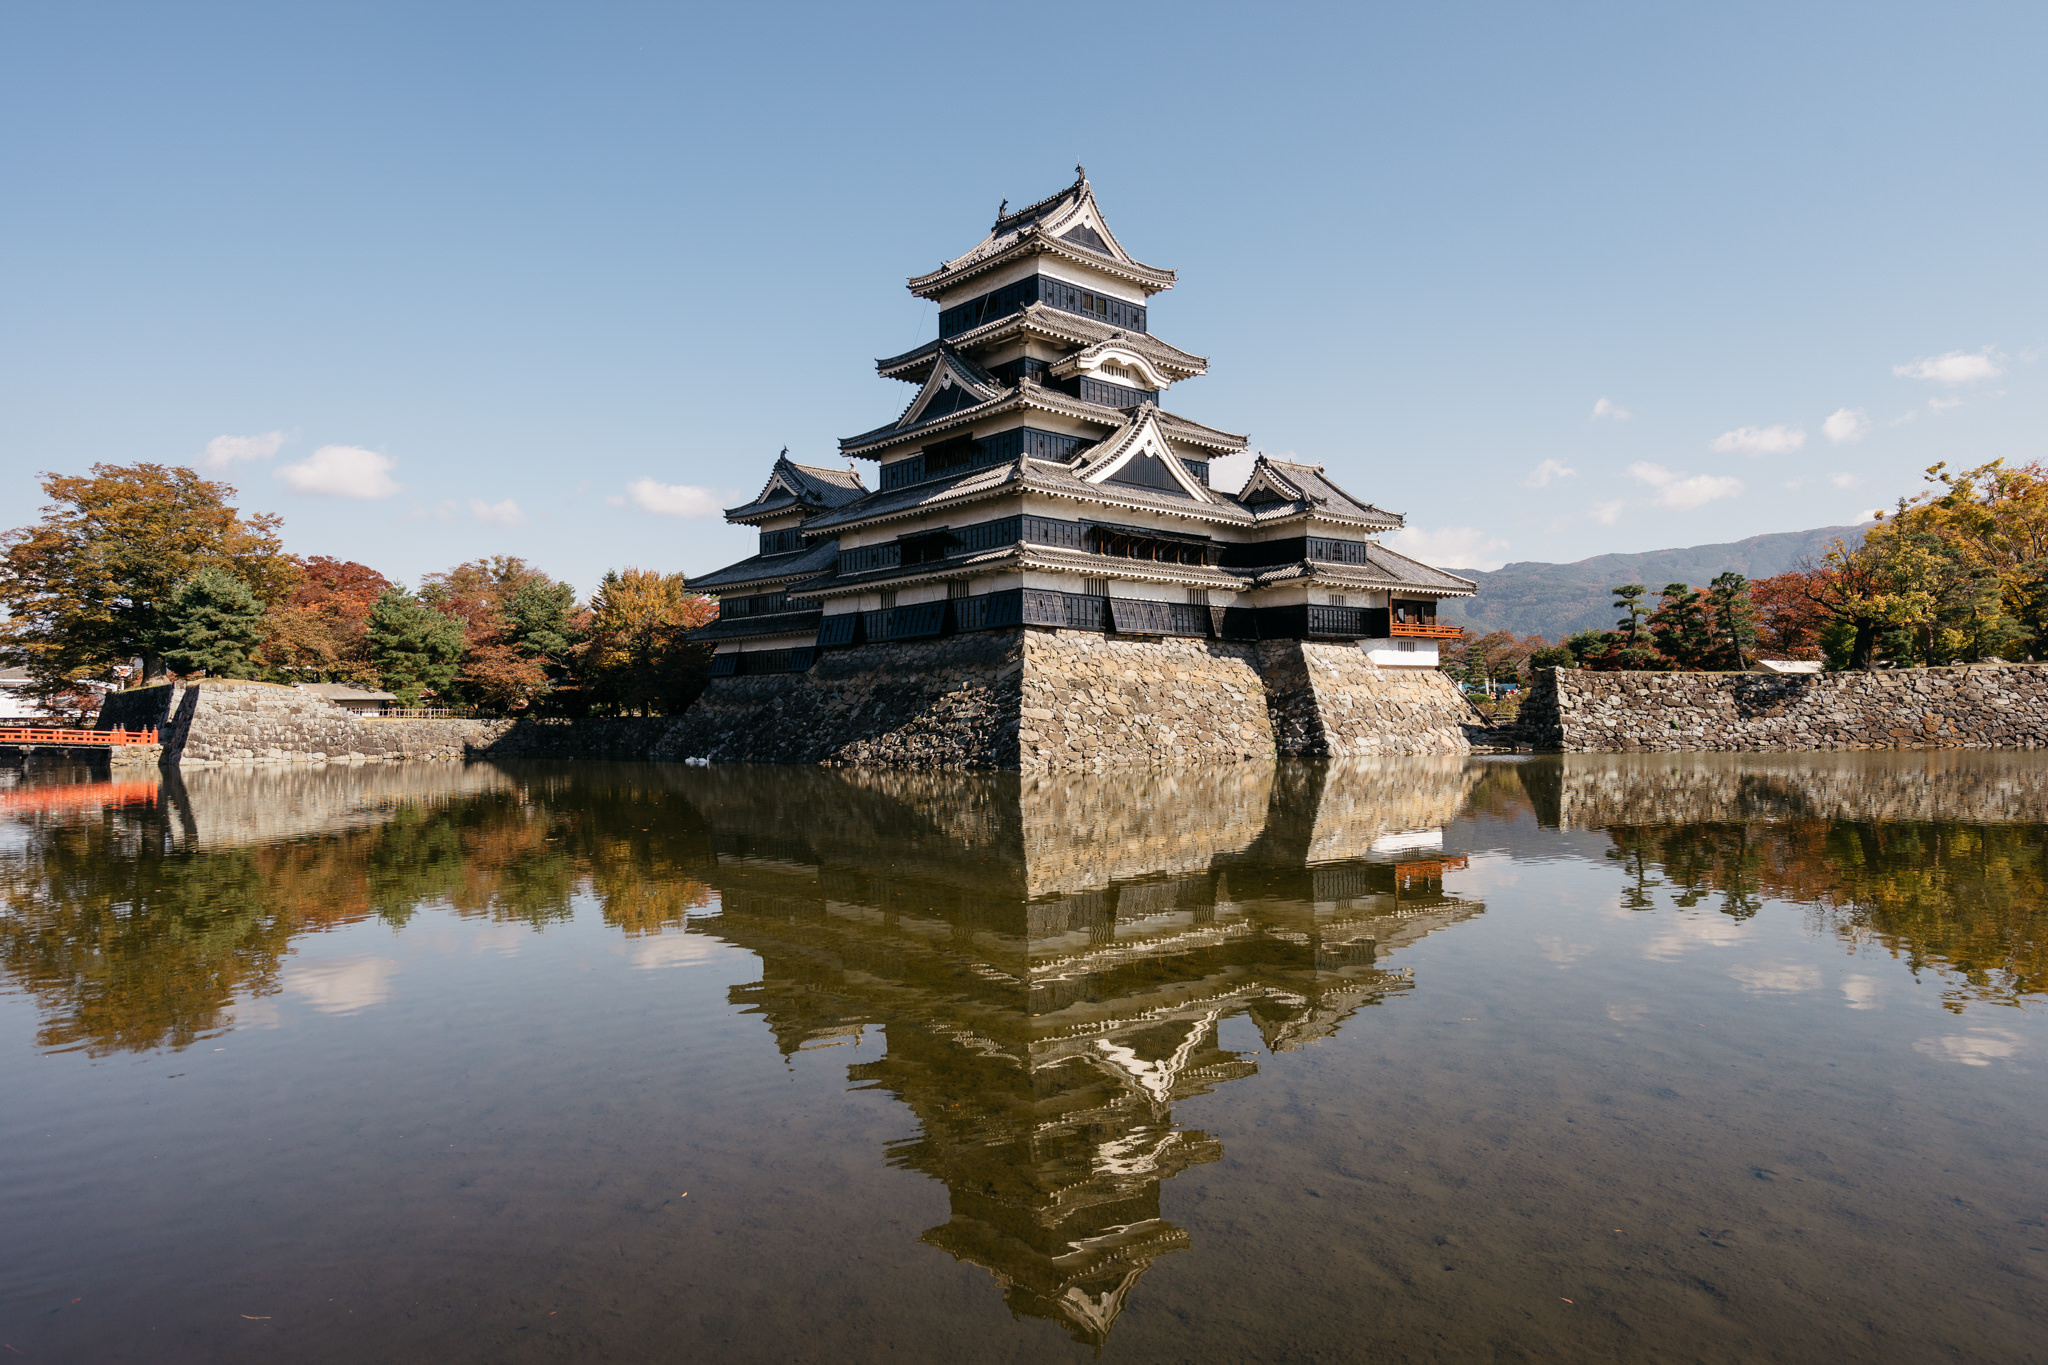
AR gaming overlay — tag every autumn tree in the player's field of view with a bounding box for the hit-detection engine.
[421,557,580,712]
[259,556,393,683]
[366,589,465,704]
[0,463,296,697]
[1749,571,1829,660]
[157,568,267,678]
[574,568,716,715]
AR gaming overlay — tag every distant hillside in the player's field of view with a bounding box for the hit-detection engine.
[1437,525,1866,641]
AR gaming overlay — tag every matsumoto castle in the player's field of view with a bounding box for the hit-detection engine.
[678,170,1478,769]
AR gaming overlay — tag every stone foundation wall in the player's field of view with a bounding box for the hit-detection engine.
[139,682,515,767]
[1523,664,2048,752]
[1019,631,1272,772]
[113,633,1485,771]
[1259,642,1481,757]
[659,632,1024,768]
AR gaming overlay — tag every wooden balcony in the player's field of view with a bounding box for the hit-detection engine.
[1389,620,1465,641]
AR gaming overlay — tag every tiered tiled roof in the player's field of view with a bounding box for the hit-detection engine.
[906,170,1176,301]
[686,177,1478,620]
[687,537,840,593]
[1246,545,1478,595]
[876,306,1209,384]
[1237,457,1404,530]
[840,382,1247,460]
[722,453,868,523]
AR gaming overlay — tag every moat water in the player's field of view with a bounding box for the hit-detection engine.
[4,754,2048,1362]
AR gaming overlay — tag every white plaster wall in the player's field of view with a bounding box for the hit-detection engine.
[1362,639,1439,668]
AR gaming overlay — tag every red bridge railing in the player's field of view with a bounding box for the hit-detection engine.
[0,727,159,746]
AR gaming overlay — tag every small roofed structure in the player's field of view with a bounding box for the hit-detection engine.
[295,682,399,714]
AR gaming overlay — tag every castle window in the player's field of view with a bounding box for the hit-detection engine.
[899,530,952,566]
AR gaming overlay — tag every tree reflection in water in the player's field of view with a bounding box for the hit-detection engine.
[5,751,2048,1344]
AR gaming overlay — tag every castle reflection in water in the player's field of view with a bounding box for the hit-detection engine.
[7,752,2048,1345]
[681,761,1482,1342]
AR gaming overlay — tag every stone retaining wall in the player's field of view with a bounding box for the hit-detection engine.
[104,632,1483,771]
[1522,664,2048,752]
[658,632,1023,768]
[1019,632,1272,771]
[667,629,1469,771]
[116,681,515,767]
[1261,641,1479,757]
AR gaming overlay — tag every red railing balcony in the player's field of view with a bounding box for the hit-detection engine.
[1389,620,1465,641]
[0,727,159,746]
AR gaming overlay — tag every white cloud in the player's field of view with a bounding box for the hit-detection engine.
[1710,424,1806,456]
[628,478,722,518]
[276,445,399,499]
[1389,525,1510,571]
[1728,962,1822,993]
[1590,397,1631,422]
[1858,507,1885,523]
[1828,473,1860,489]
[1840,975,1881,1010]
[1893,346,2005,385]
[470,497,527,528]
[283,957,399,1015]
[628,933,723,970]
[1628,462,1744,510]
[1914,1027,2022,1067]
[1589,500,1624,525]
[1523,459,1577,488]
[1822,408,1870,445]
[1928,396,1964,413]
[1643,914,1746,961]
[200,430,286,469]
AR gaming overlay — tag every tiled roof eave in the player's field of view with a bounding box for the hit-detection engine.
[909,236,1177,301]
[723,499,808,524]
[843,383,1247,463]
[1015,548,1244,589]
[805,546,1249,599]
[690,568,835,594]
[1246,507,1405,530]
[1014,478,1256,527]
[1251,563,1476,596]
[690,610,826,641]
[875,311,1210,382]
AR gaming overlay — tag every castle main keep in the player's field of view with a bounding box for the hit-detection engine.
[674,170,1482,770]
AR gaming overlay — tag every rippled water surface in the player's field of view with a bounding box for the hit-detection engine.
[4,754,2048,1362]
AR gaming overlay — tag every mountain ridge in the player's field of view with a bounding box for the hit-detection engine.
[1435,524,1867,641]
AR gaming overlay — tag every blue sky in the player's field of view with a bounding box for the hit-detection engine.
[3,1,2042,593]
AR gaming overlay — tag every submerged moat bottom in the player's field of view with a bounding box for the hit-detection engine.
[3,753,2047,1362]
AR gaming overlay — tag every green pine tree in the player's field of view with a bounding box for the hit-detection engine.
[156,567,267,678]
[366,589,466,704]
[1612,584,1650,642]
[1706,572,1759,669]
[1649,583,1715,669]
